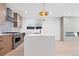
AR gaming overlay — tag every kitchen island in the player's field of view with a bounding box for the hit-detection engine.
[24,34,55,56]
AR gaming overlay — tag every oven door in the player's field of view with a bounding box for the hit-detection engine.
[13,36,21,49]
[15,36,21,43]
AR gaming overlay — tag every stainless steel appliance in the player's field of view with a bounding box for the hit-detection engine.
[2,32,21,49]
[6,8,14,22]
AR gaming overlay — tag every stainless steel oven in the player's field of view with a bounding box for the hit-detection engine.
[2,32,22,49]
[12,35,21,49]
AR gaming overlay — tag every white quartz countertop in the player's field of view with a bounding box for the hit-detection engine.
[26,34,54,36]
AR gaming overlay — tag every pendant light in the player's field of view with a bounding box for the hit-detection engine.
[39,3,48,16]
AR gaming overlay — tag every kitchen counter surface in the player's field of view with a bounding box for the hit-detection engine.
[26,34,54,36]
[0,34,12,36]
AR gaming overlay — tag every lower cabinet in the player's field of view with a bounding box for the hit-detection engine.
[0,35,12,56]
[25,36,54,56]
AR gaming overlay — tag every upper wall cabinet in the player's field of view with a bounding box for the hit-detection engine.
[13,12,22,28]
[0,3,6,24]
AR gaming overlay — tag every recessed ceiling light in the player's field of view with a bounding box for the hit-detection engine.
[24,11,28,14]
[67,12,71,15]
[49,12,52,15]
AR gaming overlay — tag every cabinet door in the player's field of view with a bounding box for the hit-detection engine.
[13,13,18,27]
[0,36,5,55]
[13,13,22,28]
[2,35,12,55]
[0,3,6,24]
[18,15,22,28]
[0,35,12,56]
[0,42,4,55]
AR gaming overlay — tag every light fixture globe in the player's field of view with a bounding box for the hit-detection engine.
[39,10,48,16]
[39,3,48,16]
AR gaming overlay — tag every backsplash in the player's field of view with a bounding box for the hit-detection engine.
[5,21,13,32]
[0,21,13,33]
[0,21,21,33]
[0,25,3,33]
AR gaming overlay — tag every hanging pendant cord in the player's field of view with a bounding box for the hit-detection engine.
[43,3,45,10]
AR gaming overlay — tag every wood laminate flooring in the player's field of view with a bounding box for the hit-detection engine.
[5,40,79,56]
[55,40,79,56]
[5,42,24,56]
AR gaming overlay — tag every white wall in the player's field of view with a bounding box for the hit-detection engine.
[20,17,27,32]
[6,3,79,18]
[20,17,60,40]
[64,17,79,40]
[41,18,60,40]
[64,17,79,32]
[6,3,79,40]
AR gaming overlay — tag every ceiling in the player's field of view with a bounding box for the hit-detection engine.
[6,3,79,18]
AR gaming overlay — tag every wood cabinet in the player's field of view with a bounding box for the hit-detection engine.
[13,13,18,27]
[18,15,22,28]
[0,3,6,24]
[0,35,12,56]
[20,33,24,42]
[13,12,22,28]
